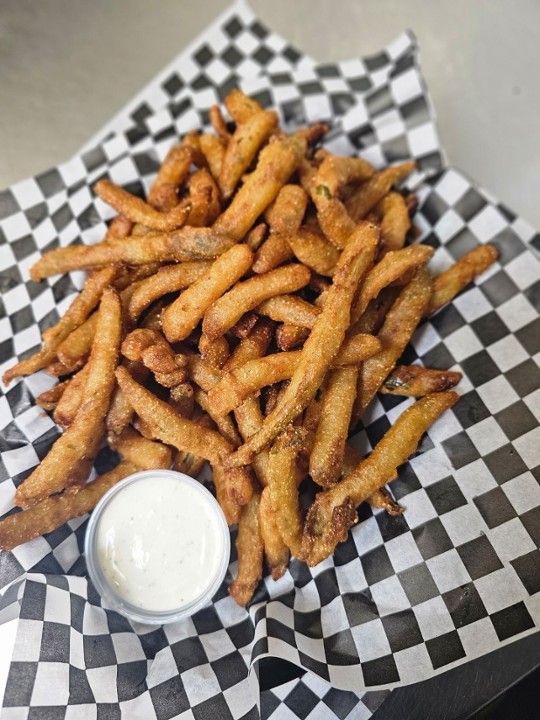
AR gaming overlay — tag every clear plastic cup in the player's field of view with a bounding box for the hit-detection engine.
[84,469,231,624]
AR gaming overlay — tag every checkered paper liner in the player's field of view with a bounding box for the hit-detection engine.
[1,23,540,720]
[261,670,388,720]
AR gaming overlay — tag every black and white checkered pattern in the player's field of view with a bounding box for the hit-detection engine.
[0,573,390,720]
[2,7,540,720]
[239,29,416,120]
[261,671,389,720]
[338,60,442,176]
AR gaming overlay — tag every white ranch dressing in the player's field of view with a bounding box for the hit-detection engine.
[95,475,224,612]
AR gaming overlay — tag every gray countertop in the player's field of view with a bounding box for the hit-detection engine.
[1,0,539,228]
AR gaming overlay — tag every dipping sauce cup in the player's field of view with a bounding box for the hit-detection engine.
[85,469,231,624]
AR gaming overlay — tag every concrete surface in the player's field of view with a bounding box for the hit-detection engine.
[1,0,539,227]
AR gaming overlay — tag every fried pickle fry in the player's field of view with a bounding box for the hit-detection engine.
[345,161,416,221]
[376,192,411,253]
[127,261,211,322]
[115,365,228,463]
[194,388,242,447]
[45,360,74,377]
[95,178,190,232]
[162,244,253,342]
[199,133,226,181]
[295,122,329,145]
[181,131,206,168]
[186,353,223,392]
[108,426,172,471]
[245,222,268,251]
[302,391,323,457]
[311,155,375,249]
[265,184,308,234]
[122,329,187,387]
[351,244,434,324]
[285,227,340,276]
[219,109,278,199]
[229,491,263,606]
[53,364,90,429]
[352,286,400,334]
[352,268,432,425]
[252,233,293,274]
[185,169,221,227]
[427,245,498,315]
[35,379,70,411]
[234,396,270,488]
[342,443,403,516]
[199,334,230,369]
[15,288,122,507]
[212,462,243,526]
[257,295,320,328]
[113,264,164,292]
[309,366,358,488]
[104,214,133,241]
[259,487,289,580]
[381,364,462,396]
[121,328,160,359]
[106,361,149,435]
[225,89,263,124]
[168,409,211,478]
[0,462,139,552]
[267,426,305,558]
[252,184,308,273]
[30,228,235,280]
[226,321,274,488]
[203,263,310,340]
[55,312,98,372]
[225,319,274,371]
[209,104,231,142]
[303,392,459,565]
[147,145,194,211]
[315,330,383,366]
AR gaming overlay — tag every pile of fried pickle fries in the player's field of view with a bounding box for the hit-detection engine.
[0,90,498,606]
